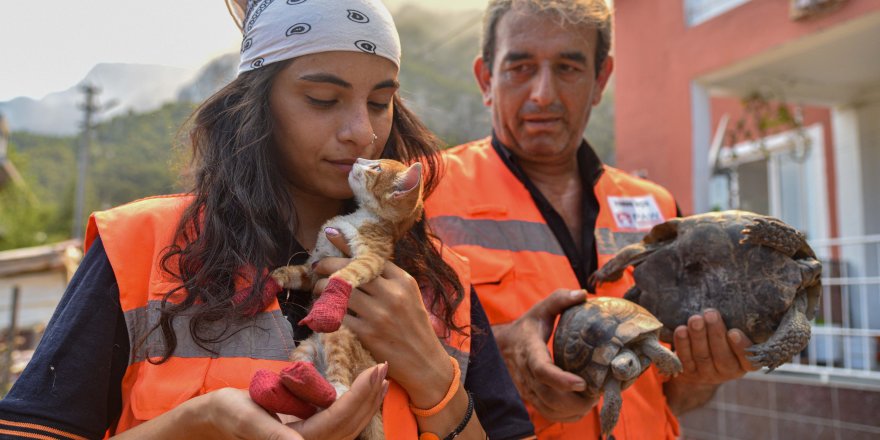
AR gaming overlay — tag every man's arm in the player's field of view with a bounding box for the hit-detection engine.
[663,309,760,415]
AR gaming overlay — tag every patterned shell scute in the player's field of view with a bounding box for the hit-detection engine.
[553,297,662,390]
[632,211,819,343]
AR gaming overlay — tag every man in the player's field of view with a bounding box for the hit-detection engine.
[425,1,759,438]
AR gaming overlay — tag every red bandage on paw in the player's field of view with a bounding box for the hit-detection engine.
[279,361,336,408]
[299,278,353,333]
[249,369,317,419]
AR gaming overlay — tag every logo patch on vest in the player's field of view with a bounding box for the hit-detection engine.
[607,195,665,230]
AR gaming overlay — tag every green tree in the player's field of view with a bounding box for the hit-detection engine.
[2,102,194,249]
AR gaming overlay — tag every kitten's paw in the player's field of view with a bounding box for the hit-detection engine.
[249,369,317,418]
[299,278,353,333]
[271,265,308,290]
[279,361,336,408]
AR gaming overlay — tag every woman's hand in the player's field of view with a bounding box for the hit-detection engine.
[114,363,388,440]
[314,229,452,408]
[113,387,303,440]
[316,229,487,439]
[287,362,389,439]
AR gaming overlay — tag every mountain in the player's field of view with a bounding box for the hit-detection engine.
[0,5,616,250]
[177,53,239,103]
[0,63,196,136]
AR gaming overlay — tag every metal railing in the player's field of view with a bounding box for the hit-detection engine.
[774,234,880,383]
[684,0,751,26]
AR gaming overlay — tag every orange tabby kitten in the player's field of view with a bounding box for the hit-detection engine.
[268,158,424,439]
[271,158,424,332]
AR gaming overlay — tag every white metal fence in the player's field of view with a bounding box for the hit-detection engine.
[776,234,880,383]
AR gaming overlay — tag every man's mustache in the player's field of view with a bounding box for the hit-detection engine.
[519,102,566,117]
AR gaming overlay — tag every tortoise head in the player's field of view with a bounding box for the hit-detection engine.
[799,259,823,320]
[610,348,641,382]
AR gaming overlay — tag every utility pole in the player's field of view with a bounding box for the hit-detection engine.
[72,84,101,239]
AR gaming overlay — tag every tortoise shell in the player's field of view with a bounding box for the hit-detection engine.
[594,210,822,347]
[553,297,662,390]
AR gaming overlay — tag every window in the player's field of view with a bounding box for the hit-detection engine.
[684,0,751,26]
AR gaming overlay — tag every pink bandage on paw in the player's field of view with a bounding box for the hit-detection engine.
[279,361,336,408]
[299,278,353,333]
[249,369,317,419]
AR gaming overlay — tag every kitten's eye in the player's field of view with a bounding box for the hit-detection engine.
[371,163,381,172]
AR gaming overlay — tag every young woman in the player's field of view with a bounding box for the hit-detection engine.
[0,1,534,439]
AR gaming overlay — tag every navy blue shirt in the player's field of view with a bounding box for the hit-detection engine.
[0,236,534,439]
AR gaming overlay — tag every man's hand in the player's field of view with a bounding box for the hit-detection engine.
[494,289,599,423]
[664,309,761,414]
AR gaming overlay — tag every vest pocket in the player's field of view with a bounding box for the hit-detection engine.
[466,249,514,285]
[465,250,518,324]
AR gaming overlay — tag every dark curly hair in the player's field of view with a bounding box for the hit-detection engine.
[150,60,464,362]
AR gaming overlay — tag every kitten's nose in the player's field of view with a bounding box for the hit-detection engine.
[355,158,378,166]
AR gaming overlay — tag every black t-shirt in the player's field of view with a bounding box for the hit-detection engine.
[0,236,534,439]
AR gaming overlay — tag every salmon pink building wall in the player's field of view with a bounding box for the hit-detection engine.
[613,0,880,214]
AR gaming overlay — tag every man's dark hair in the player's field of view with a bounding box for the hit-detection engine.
[481,0,612,77]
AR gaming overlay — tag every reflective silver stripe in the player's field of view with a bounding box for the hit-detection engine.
[595,228,648,255]
[443,342,470,383]
[124,300,295,364]
[429,216,565,256]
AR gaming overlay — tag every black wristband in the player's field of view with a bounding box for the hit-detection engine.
[443,391,474,440]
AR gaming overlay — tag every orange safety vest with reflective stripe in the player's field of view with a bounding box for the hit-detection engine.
[425,138,679,440]
[84,194,471,438]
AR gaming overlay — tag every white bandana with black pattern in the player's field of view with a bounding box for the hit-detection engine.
[238,0,401,74]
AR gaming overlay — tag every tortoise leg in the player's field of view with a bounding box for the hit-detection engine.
[600,378,622,438]
[622,286,642,304]
[591,243,656,287]
[747,294,811,371]
[640,338,683,376]
[740,217,806,257]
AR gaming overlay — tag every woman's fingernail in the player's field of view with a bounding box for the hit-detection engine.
[691,318,704,331]
[380,362,389,380]
[382,380,390,398]
[325,227,340,237]
[572,380,586,392]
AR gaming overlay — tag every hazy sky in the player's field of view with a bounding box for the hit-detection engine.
[0,0,488,101]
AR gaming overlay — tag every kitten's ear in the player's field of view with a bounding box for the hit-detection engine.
[393,162,423,198]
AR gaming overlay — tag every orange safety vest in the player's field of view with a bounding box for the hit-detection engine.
[85,194,472,438]
[425,138,679,440]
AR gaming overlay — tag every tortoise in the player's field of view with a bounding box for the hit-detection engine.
[553,296,683,437]
[591,210,823,371]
